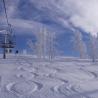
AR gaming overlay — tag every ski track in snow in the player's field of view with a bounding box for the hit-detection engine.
[0,55,98,98]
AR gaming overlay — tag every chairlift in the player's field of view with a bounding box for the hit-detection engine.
[0,0,16,59]
[0,29,16,59]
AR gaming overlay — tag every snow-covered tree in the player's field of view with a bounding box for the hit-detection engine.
[26,22,60,61]
[89,34,98,62]
[35,27,47,59]
[72,31,88,58]
[27,39,36,54]
[27,27,57,61]
[47,31,56,61]
[36,28,56,60]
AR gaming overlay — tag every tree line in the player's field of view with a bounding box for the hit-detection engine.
[27,28,98,62]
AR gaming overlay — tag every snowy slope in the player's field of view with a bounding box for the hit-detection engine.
[0,54,98,98]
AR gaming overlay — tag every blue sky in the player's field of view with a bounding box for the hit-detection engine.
[0,0,97,56]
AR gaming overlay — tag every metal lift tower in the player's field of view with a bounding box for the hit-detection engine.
[0,0,15,59]
[0,30,15,59]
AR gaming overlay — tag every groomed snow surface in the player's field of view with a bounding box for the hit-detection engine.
[0,54,98,98]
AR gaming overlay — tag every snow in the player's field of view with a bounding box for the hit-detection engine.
[0,54,98,98]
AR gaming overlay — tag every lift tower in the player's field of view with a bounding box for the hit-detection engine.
[0,0,16,59]
[0,30,15,59]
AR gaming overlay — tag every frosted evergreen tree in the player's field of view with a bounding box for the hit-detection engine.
[89,34,98,62]
[27,39,36,55]
[35,27,47,59]
[47,31,56,61]
[27,26,57,60]
[72,31,88,58]
[96,33,98,59]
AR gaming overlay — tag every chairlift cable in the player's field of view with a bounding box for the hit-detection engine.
[2,0,9,26]
[2,0,15,45]
[2,0,12,34]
